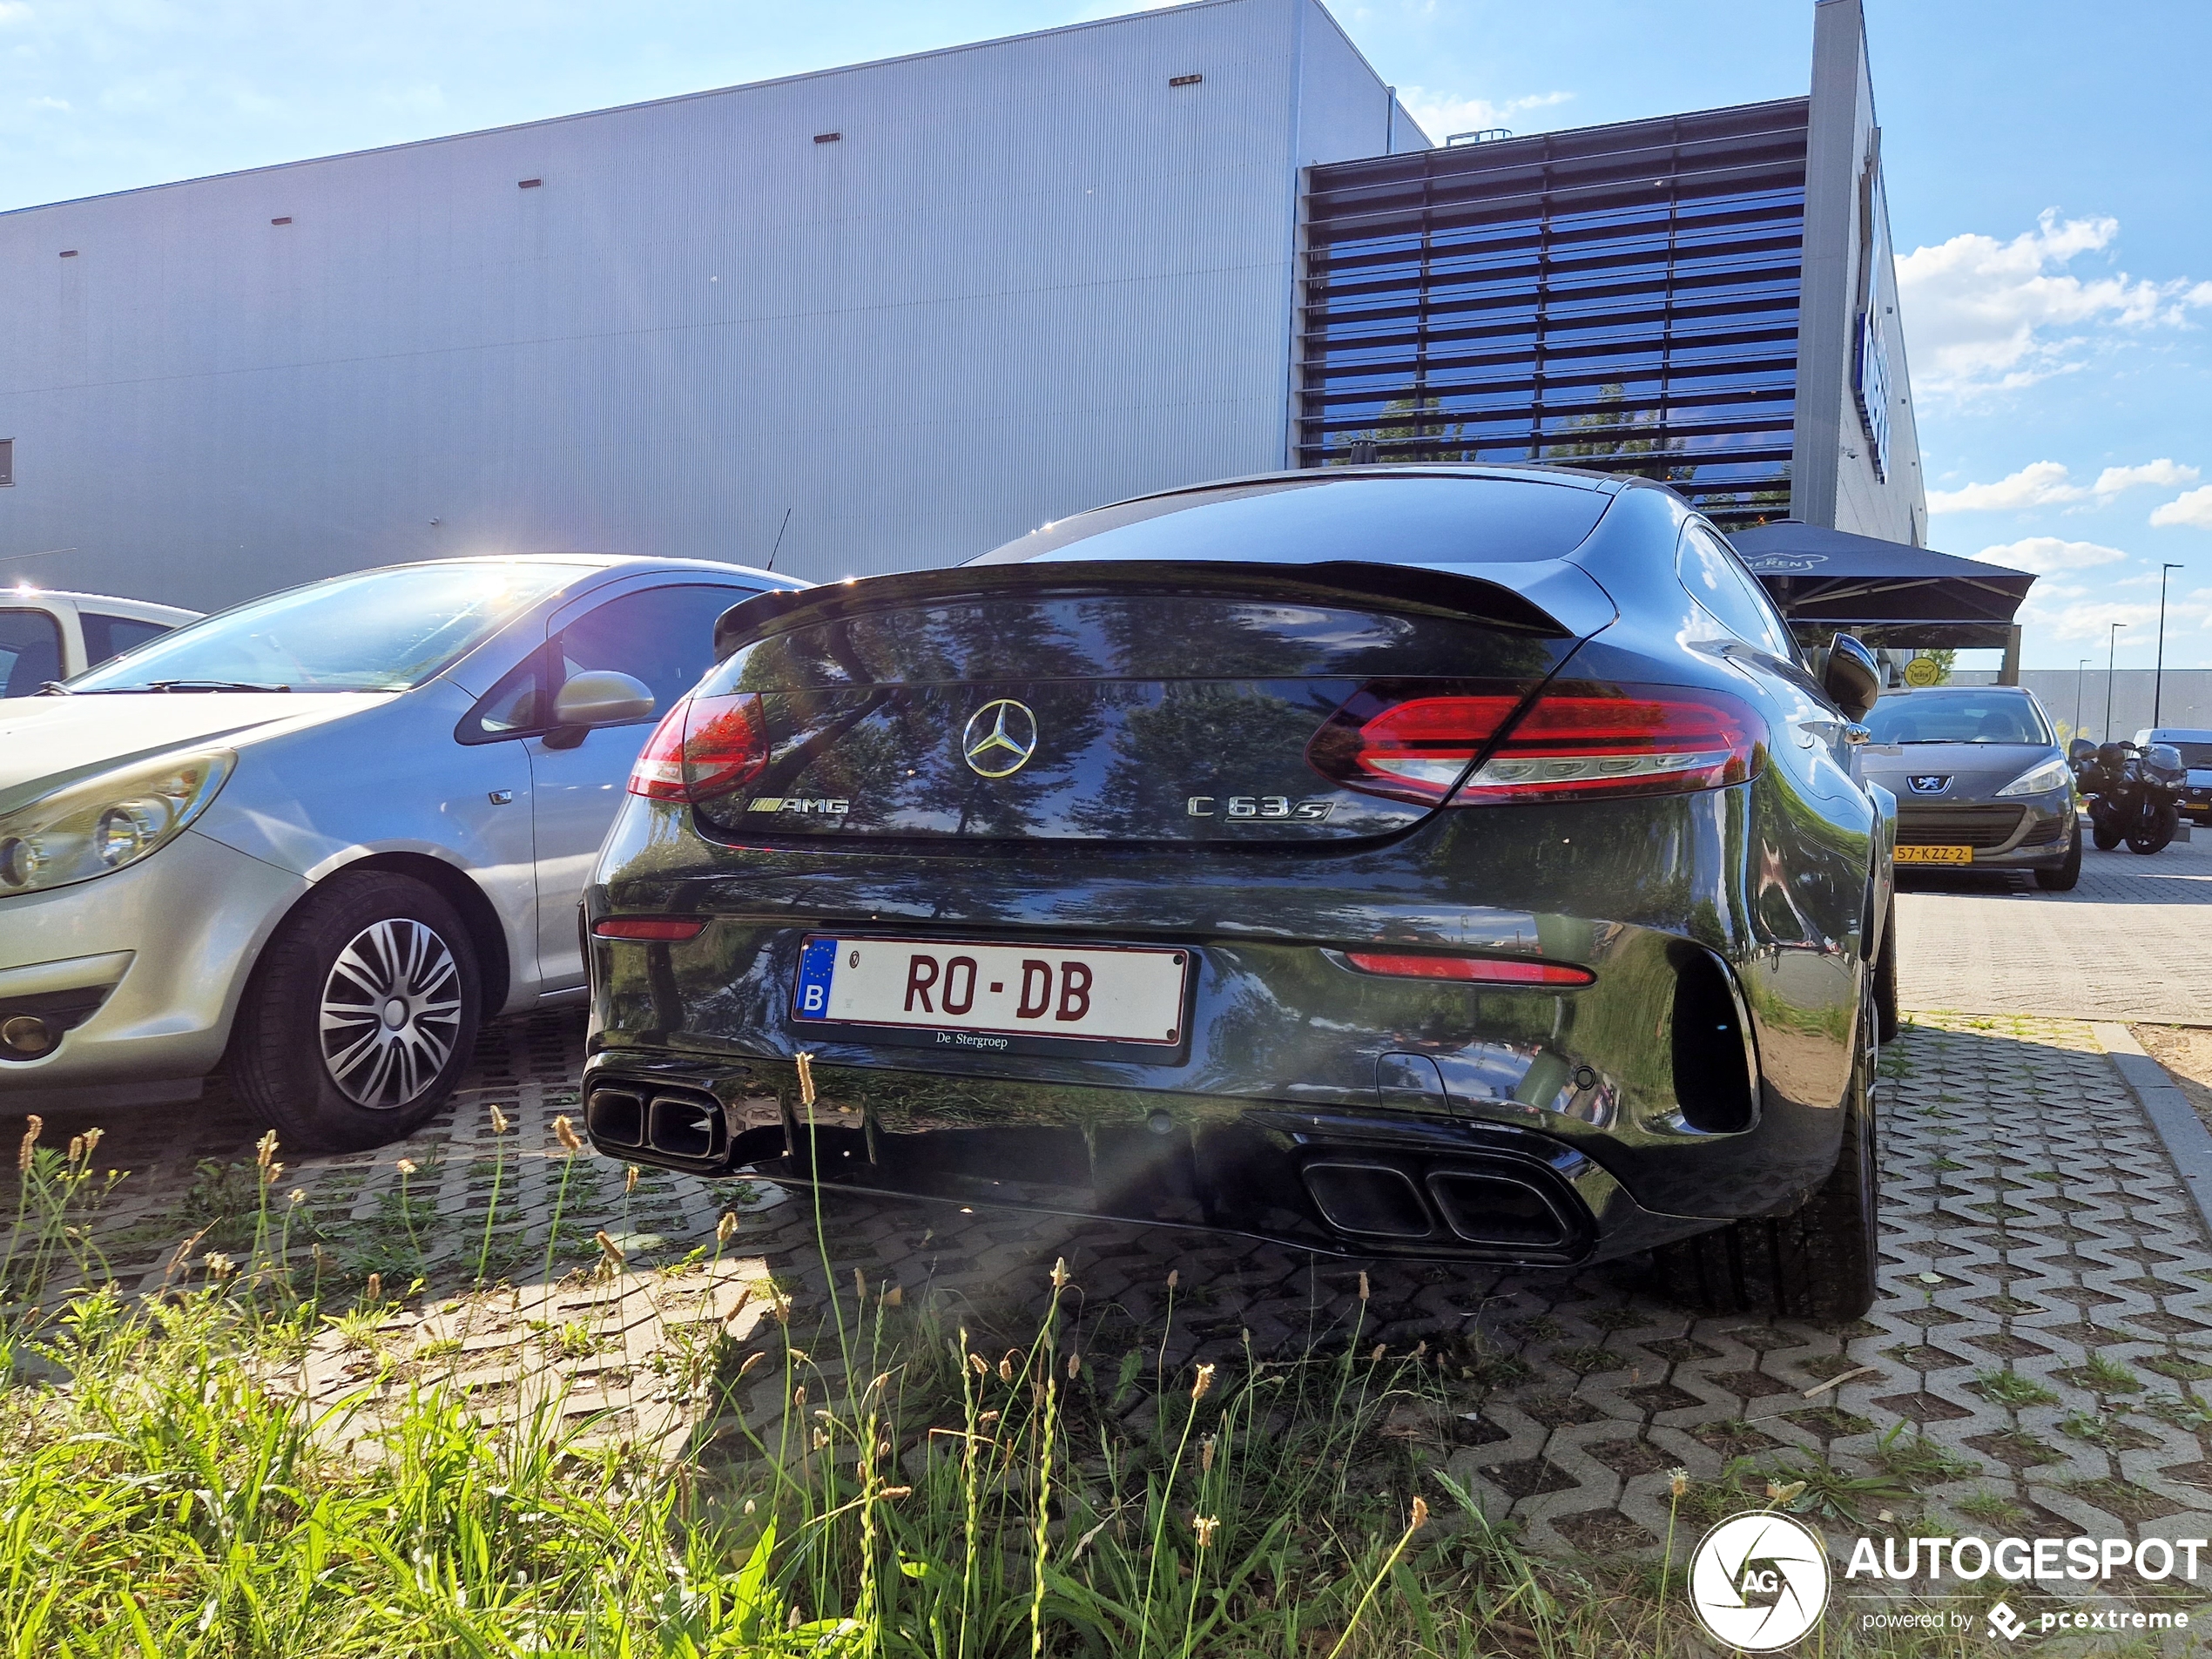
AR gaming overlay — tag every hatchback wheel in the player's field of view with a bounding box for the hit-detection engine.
[229,872,482,1153]
[2035,822,2082,890]
[1654,982,1880,1323]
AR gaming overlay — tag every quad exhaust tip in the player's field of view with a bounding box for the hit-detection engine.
[1300,1157,1579,1252]
[586,1084,727,1165]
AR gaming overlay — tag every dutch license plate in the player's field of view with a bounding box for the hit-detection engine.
[792,935,1190,1050]
[1894,845,1973,865]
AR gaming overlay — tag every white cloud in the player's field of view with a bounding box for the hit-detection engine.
[0,3,31,24]
[1928,462,2087,514]
[1896,211,2212,398]
[1398,87,1571,143]
[2151,486,2212,529]
[25,95,67,111]
[2094,458,2199,496]
[1974,536,2129,576]
[2021,599,2163,641]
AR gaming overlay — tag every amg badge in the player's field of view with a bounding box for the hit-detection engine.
[747,797,851,815]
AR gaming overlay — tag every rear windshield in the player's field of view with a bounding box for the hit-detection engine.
[1865,692,2049,745]
[970,475,1612,567]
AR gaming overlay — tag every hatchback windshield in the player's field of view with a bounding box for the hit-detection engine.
[66,563,574,693]
[1865,691,2048,745]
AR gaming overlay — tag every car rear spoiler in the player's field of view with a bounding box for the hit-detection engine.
[711,558,1617,660]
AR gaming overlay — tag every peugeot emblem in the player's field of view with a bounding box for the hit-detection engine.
[962,698,1039,779]
[1907,774,1950,795]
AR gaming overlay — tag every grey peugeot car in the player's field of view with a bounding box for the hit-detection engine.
[581,465,1900,1320]
[1855,685,2079,889]
[1,555,797,1147]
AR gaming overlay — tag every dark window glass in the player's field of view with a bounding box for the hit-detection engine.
[1679,524,1791,656]
[970,475,1611,567]
[1863,692,2048,745]
[462,583,752,741]
[0,439,12,488]
[2168,743,2212,768]
[78,613,176,669]
[0,608,64,698]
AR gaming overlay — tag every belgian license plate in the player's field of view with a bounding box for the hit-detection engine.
[792,935,1191,1053]
[1894,845,1973,865]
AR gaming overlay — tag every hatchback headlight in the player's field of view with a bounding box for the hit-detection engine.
[0,750,234,896]
[1996,756,2072,799]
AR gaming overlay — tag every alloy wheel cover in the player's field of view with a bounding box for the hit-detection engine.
[319,918,464,1109]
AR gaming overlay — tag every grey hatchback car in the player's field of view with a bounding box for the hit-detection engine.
[1857,685,2078,889]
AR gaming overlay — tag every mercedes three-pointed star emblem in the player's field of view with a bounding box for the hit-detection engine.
[962,698,1040,779]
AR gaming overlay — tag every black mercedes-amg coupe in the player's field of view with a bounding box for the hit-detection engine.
[582,466,1898,1319]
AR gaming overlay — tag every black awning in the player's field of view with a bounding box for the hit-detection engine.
[1729,521,2035,626]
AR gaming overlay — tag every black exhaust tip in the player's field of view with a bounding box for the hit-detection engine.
[585,1086,645,1148]
[648,1089,727,1163]
[1426,1170,1571,1250]
[1301,1161,1434,1239]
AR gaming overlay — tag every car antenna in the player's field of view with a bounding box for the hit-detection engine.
[765,508,792,572]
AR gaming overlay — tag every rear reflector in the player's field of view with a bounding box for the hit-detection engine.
[627,692,769,804]
[1454,681,1764,805]
[1345,951,1595,988]
[592,917,708,941]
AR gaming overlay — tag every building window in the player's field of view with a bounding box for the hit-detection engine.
[0,439,12,487]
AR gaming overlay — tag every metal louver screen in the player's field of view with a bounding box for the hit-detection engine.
[1298,98,1810,530]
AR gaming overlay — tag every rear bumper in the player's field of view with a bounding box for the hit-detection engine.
[582,1052,1726,1264]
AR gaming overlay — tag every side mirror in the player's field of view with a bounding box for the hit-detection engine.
[543,670,655,749]
[2068,738,2098,766]
[1821,632,1880,722]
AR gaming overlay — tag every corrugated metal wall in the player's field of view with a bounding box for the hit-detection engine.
[0,0,1417,610]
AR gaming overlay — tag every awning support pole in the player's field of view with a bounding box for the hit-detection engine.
[1999,624,2022,687]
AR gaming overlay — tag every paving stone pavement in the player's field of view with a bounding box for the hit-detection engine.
[1896,826,2212,1022]
[19,1000,2212,1567]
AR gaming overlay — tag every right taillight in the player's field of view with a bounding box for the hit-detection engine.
[626,692,769,803]
[1454,681,1765,804]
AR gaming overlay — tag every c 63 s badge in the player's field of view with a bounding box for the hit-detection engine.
[747,798,850,815]
[1187,795,1335,821]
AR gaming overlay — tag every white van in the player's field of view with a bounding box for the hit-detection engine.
[1,588,201,697]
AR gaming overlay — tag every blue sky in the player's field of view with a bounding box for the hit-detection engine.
[4,1,2208,667]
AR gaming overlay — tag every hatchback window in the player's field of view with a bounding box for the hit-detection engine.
[0,609,64,698]
[1864,694,2048,745]
[70,563,573,692]
[971,475,1612,566]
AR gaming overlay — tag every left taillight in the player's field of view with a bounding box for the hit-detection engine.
[626,692,769,803]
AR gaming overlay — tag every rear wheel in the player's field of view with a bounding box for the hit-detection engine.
[1653,984,1880,1323]
[2036,822,2082,890]
[229,872,482,1153]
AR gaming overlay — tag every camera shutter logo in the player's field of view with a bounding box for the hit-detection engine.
[1689,1512,1830,1651]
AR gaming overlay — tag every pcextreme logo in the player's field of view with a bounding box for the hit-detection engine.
[1690,1511,1831,1651]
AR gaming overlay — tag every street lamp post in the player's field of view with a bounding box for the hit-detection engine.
[2155,563,2185,729]
[2075,658,2093,741]
[2106,622,2128,742]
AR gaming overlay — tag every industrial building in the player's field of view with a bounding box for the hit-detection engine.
[1,0,1921,612]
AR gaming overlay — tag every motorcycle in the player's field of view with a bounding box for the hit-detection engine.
[2069,738,2187,855]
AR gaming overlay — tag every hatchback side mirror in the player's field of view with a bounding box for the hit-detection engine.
[543,670,655,749]
[1821,632,1880,721]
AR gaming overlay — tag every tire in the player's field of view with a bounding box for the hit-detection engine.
[1872,894,1899,1042]
[2127,804,2179,855]
[1653,985,1880,1323]
[228,871,482,1153]
[2036,823,2082,890]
